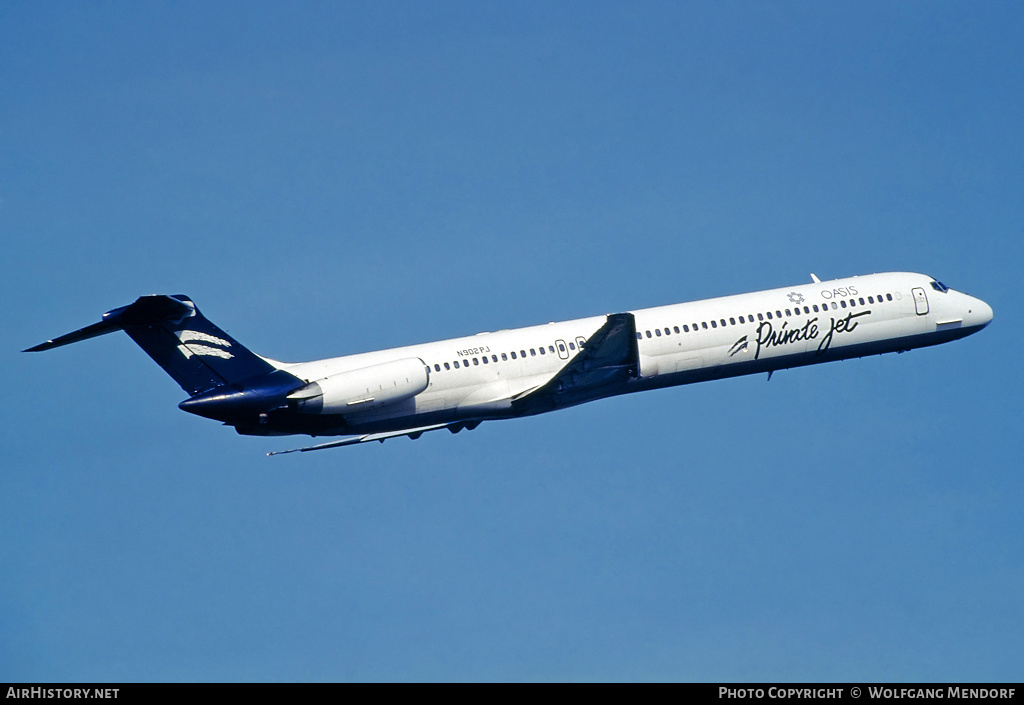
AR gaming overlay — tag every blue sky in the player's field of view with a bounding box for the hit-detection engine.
[2,1,1021,681]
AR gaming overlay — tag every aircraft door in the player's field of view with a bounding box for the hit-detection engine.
[555,339,570,360]
[912,287,929,315]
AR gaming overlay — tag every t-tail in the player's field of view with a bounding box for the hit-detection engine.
[24,295,306,425]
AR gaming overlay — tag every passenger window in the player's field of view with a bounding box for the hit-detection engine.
[539,347,546,355]
[840,300,847,308]
[832,302,838,309]
[711,320,717,328]
[868,296,874,304]
[738,316,745,324]
[673,326,680,334]
[444,362,450,370]
[569,342,576,350]
[434,364,440,371]
[766,312,773,320]
[501,353,507,361]
[859,298,865,305]
[521,350,527,358]
[655,329,662,337]
[683,324,690,332]
[473,358,479,365]
[803,306,810,314]
[482,356,488,364]
[636,333,642,340]
[702,322,708,329]
[664,327,670,335]
[886,294,893,301]
[453,360,460,369]
[549,346,555,353]
[785,309,791,317]
[720,319,726,327]
[530,349,536,356]
[511,351,517,359]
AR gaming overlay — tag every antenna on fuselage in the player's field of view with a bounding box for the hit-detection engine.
[810,273,821,283]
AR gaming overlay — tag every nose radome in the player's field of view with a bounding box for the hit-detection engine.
[967,296,993,328]
[979,300,993,326]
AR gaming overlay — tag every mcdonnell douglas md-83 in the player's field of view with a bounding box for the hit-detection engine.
[25,272,992,454]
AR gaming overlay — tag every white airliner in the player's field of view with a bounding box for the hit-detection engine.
[25,272,992,454]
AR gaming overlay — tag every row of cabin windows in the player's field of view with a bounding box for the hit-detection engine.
[432,340,579,372]
[429,291,898,371]
[636,293,895,340]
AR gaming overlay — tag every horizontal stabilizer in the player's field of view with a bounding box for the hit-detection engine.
[24,296,194,352]
[24,319,123,352]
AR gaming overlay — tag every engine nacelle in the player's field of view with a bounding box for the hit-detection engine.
[288,357,429,414]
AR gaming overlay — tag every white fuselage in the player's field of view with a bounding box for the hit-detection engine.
[271,272,992,437]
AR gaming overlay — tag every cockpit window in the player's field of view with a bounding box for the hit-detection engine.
[930,280,949,293]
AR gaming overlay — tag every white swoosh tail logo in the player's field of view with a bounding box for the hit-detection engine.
[177,330,234,359]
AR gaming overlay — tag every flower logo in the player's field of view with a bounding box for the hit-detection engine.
[787,292,805,305]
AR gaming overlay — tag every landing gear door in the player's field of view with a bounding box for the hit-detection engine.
[912,287,929,315]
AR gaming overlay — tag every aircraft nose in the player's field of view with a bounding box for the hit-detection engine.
[966,296,993,329]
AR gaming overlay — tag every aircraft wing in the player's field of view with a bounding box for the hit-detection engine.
[272,313,639,453]
[267,421,481,455]
[512,312,638,413]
